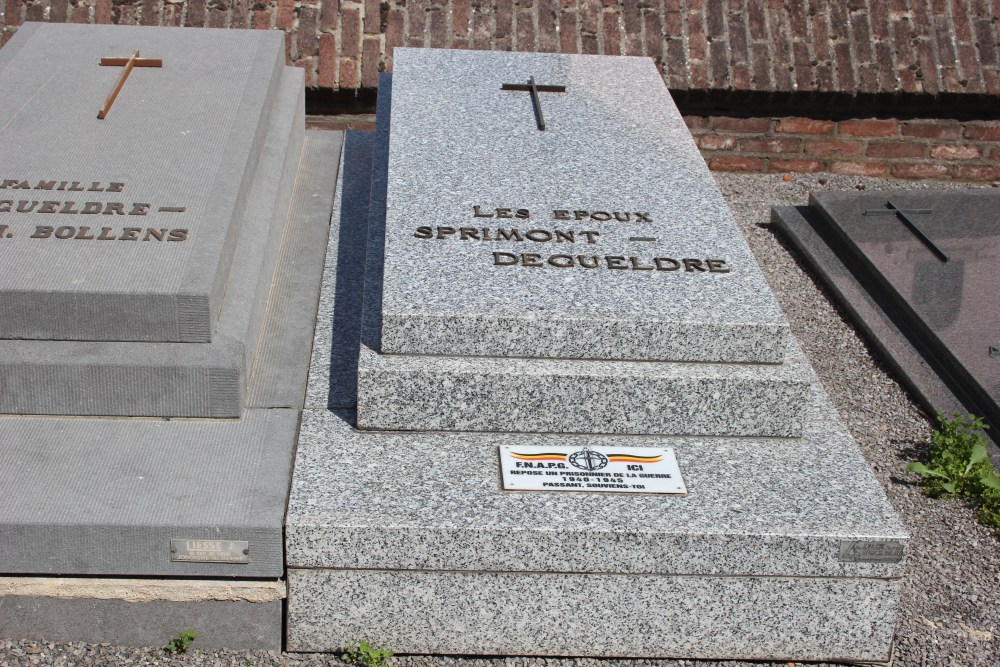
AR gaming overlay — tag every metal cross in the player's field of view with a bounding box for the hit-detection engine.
[98,50,163,120]
[500,77,567,131]
[862,200,947,262]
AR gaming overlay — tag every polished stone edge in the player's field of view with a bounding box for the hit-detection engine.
[246,129,343,409]
[355,337,810,436]
[286,568,899,661]
[304,131,374,411]
[0,69,304,418]
[771,205,1000,466]
[380,315,790,364]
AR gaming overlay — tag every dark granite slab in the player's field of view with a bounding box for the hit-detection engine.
[777,190,1000,463]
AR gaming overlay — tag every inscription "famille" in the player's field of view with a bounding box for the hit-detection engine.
[0,178,190,243]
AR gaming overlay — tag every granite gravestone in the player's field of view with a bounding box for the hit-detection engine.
[0,23,341,650]
[285,48,908,662]
[773,190,1000,463]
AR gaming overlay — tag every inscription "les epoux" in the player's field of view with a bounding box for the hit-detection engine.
[412,205,733,274]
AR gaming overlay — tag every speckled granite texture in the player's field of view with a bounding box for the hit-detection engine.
[378,49,789,363]
[356,339,810,436]
[286,569,898,660]
[290,381,905,579]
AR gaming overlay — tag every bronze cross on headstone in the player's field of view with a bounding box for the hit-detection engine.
[863,200,948,262]
[500,77,566,131]
[98,50,163,120]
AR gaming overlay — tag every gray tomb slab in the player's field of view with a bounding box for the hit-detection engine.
[0,65,343,417]
[0,23,283,343]
[355,70,810,436]
[378,49,789,363]
[286,117,907,661]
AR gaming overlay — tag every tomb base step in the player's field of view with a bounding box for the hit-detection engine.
[287,365,906,660]
[0,577,283,651]
[356,338,811,437]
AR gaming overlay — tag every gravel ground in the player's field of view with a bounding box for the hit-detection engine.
[2,173,998,666]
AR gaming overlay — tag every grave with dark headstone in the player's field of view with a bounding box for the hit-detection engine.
[0,23,342,649]
[774,190,1000,464]
[285,48,908,661]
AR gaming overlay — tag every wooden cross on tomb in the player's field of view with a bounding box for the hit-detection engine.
[863,200,948,263]
[500,76,566,131]
[98,50,163,120]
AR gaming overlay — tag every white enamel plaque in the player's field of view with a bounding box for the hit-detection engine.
[499,445,686,495]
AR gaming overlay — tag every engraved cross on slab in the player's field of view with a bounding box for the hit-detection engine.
[863,200,947,262]
[500,77,566,131]
[98,50,163,120]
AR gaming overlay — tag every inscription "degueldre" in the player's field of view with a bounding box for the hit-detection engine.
[411,205,732,274]
[0,178,189,243]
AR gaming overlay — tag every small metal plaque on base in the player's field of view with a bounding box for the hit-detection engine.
[170,538,250,564]
[499,445,686,494]
[838,541,905,563]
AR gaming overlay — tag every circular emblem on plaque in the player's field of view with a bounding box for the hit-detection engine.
[568,448,608,471]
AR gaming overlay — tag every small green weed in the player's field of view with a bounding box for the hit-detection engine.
[165,629,197,654]
[341,640,394,667]
[908,413,1000,534]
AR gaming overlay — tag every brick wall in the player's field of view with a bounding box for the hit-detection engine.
[689,116,1000,182]
[3,2,1000,182]
[4,1,1000,97]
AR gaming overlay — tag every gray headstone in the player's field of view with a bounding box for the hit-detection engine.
[377,49,789,364]
[0,23,284,343]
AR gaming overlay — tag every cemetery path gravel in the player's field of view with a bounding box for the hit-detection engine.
[2,173,997,667]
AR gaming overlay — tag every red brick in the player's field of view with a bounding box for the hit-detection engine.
[769,159,825,173]
[276,0,295,30]
[471,8,491,50]
[298,7,320,56]
[964,124,1000,141]
[930,144,981,160]
[537,0,559,52]
[805,140,864,157]
[339,57,358,89]
[230,0,250,29]
[320,0,339,32]
[407,0,428,46]
[892,163,951,179]
[901,121,962,140]
[364,0,381,34]
[429,7,449,48]
[698,135,737,151]
[341,7,361,56]
[361,36,380,87]
[865,142,926,158]
[776,118,835,135]
[516,10,535,51]
[830,161,889,177]
[294,58,315,88]
[839,119,898,137]
[953,165,1000,181]
[603,10,622,55]
[559,11,577,53]
[96,0,114,23]
[739,137,803,154]
[991,146,1000,161]
[708,156,766,172]
[385,8,404,58]
[252,8,270,29]
[208,8,227,29]
[684,115,710,130]
[72,5,91,23]
[453,0,470,38]
[318,33,337,88]
[50,0,69,23]
[710,116,772,133]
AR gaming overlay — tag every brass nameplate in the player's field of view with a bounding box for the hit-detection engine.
[838,541,904,563]
[170,538,249,564]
